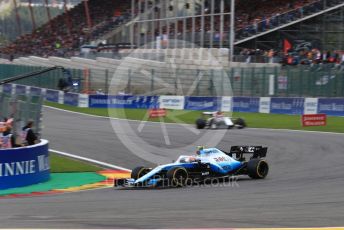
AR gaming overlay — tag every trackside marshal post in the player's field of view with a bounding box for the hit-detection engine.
[0,140,50,190]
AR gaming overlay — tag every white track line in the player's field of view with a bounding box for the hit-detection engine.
[44,105,192,127]
[50,149,131,172]
[44,105,344,136]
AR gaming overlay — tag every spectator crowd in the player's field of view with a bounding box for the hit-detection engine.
[0,118,38,149]
[0,0,343,58]
[0,0,131,58]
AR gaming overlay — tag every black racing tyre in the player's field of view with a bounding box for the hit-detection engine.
[166,167,189,187]
[131,166,151,180]
[234,118,247,129]
[196,118,206,129]
[247,159,269,179]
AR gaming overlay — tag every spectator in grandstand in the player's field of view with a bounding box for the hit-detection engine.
[22,120,38,146]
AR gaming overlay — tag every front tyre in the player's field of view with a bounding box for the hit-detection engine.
[167,167,189,187]
[131,166,151,180]
[234,118,246,129]
[247,159,269,179]
[196,118,206,129]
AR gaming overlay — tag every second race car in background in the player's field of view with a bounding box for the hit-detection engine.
[196,111,247,129]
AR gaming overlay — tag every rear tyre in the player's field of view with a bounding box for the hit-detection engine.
[131,166,151,180]
[234,118,246,129]
[247,159,269,179]
[167,167,189,187]
[196,118,206,129]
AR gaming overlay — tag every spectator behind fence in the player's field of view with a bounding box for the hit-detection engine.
[22,120,38,146]
[0,124,16,149]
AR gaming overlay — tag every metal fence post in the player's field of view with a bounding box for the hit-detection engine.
[220,70,224,96]
[105,69,109,94]
[151,69,155,93]
[196,69,200,96]
[298,66,303,97]
[210,69,214,96]
[262,67,266,96]
[127,69,132,94]
[274,66,278,97]
[251,67,255,96]
[240,68,244,96]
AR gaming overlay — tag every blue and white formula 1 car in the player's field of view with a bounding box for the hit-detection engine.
[114,146,269,188]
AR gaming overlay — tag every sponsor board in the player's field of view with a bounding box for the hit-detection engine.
[159,96,184,110]
[318,98,344,116]
[45,89,59,103]
[15,84,26,95]
[221,96,232,112]
[302,114,327,127]
[89,95,159,109]
[0,140,50,190]
[304,98,318,114]
[3,84,12,94]
[30,87,43,96]
[259,97,271,113]
[58,91,64,104]
[184,97,221,111]
[78,94,89,108]
[64,92,79,106]
[233,97,259,113]
[270,97,304,115]
[149,108,167,118]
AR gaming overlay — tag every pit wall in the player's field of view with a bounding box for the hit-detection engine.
[0,140,50,190]
[1,84,344,116]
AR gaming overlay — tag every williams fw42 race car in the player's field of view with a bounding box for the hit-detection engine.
[196,111,246,129]
[114,146,269,188]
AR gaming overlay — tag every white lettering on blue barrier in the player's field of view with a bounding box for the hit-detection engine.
[188,101,214,107]
[271,102,292,110]
[37,155,50,172]
[0,160,36,177]
[319,103,344,112]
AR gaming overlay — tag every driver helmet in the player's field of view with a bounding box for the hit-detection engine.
[196,146,205,155]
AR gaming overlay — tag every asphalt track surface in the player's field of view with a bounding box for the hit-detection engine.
[1,107,344,228]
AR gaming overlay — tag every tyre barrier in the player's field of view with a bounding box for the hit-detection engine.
[0,140,50,190]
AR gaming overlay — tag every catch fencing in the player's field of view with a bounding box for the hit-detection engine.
[0,64,344,97]
[0,90,43,140]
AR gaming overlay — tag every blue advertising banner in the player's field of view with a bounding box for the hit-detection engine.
[270,97,305,115]
[30,87,42,96]
[233,97,260,113]
[64,92,79,106]
[15,84,26,95]
[0,140,50,190]
[184,97,221,111]
[89,95,159,109]
[3,84,12,94]
[45,90,59,103]
[318,98,344,116]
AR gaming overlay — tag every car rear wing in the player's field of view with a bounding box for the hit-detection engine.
[226,146,267,161]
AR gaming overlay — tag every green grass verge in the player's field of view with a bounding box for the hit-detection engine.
[50,153,103,173]
[45,101,344,133]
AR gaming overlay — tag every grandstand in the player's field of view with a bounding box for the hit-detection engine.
[0,0,343,57]
[0,0,344,96]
